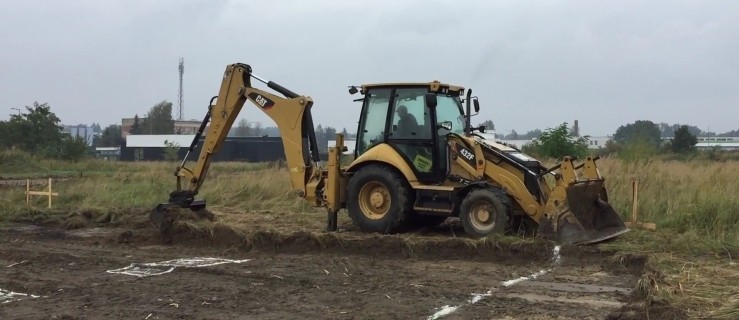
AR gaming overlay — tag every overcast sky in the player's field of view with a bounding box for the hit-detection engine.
[1,0,738,136]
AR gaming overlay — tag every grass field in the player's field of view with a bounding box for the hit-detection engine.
[1,149,738,318]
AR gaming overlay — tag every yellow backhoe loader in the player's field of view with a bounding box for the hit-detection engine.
[151,63,629,245]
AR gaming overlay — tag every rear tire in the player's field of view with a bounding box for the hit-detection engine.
[459,187,510,238]
[347,165,413,234]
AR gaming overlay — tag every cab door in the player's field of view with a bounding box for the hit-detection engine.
[354,88,392,158]
[385,87,440,183]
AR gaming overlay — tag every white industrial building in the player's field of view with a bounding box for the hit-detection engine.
[663,136,739,151]
[124,134,196,148]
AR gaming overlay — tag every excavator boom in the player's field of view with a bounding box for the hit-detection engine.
[150,63,323,231]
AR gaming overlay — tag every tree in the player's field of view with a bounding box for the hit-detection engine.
[315,125,325,151]
[522,129,542,139]
[658,122,705,137]
[0,102,65,156]
[233,119,251,136]
[0,101,88,160]
[478,119,495,131]
[91,123,102,133]
[0,118,16,149]
[613,120,662,149]
[505,130,518,139]
[521,122,589,159]
[163,140,181,161]
[261,126,280,137]
[717,129,739,137]
[670,125,698,153]
[129,115,143,135]
[253,122,264,136]
[94,124,122,147]
[59,135,90,161]
[140,101,174,134]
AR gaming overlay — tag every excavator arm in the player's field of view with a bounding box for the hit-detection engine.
[150,63,324,230]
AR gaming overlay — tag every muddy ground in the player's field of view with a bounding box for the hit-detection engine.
[0,215,681,320]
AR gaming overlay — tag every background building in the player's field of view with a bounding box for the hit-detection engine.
[63,124,100,146]
[121,117,203,137]
[120,134,287,162]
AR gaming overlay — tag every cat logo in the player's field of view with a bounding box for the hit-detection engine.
[255,95,268,107]
[248,92,275,110]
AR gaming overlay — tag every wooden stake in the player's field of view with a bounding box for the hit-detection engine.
[48,177,52,208]
[631,179,639,225]
[624,178,656,231]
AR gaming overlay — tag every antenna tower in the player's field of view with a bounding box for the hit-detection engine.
[178,57,184,120]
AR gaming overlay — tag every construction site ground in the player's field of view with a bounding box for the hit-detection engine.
[0,208,685,320]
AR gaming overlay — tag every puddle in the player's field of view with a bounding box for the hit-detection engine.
[1,288,41,304]
[107,257,251,278]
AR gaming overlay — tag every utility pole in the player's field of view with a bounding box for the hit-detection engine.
[178,57,184,120]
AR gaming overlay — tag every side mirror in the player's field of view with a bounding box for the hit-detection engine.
[348,86,358,95]
[478,125,486,133]
[473,99,480,113]
[425,93,437,109]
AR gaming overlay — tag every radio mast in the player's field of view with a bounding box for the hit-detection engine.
[178,57,184,120]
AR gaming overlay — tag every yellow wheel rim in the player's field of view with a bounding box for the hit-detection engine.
[469,201,496,232]
[358,181,391,220]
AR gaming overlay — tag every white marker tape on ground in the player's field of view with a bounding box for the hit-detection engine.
[107,257,251,278]
[427,245,561,320]
[1,288,41,304]
[501,269,551,287]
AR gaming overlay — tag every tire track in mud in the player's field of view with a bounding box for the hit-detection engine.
[425,244,634,320]
[426,245,564,319]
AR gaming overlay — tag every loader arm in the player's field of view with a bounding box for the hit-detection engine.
[151,63,323,226]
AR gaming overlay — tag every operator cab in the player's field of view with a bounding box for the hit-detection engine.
[349,81,477,184]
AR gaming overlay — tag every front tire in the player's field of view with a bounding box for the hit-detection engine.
[459,187,510,238]
[347,165,413,234]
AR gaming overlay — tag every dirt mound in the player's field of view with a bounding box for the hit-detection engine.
[6,206,652,269]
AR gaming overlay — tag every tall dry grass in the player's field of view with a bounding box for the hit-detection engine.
[0,153,311,215]
[597,157,739,248]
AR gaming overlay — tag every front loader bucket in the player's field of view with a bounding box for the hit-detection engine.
[538,180,629,245]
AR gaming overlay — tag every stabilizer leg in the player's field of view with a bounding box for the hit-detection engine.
[327,210,338,232]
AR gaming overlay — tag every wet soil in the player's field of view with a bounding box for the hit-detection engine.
[0,218,687,320]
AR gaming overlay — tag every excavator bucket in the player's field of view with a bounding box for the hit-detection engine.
[538,179,630,245]
[149,191,209,242]
[150,200,206,229]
